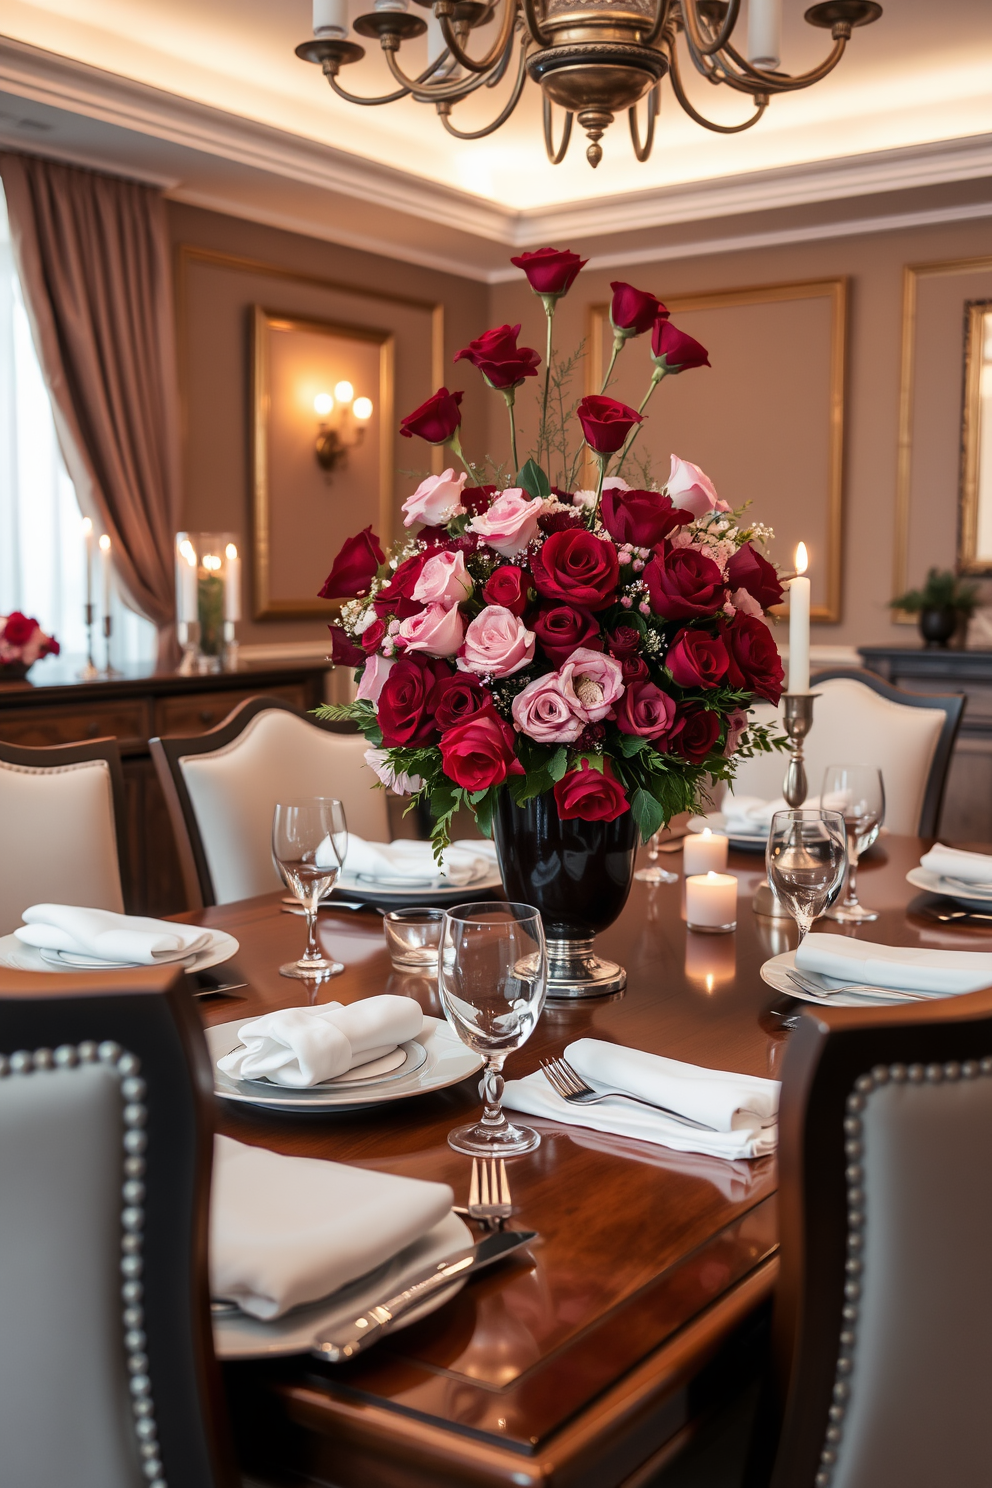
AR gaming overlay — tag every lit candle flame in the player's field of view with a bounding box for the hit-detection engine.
[705,974,715,995]
[81,516,92,535]
[794,542,808,575]
[98,534,111,553]
[225,543,238,560]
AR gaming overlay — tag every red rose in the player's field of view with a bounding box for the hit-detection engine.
[509,247,586,297]
[576,395,642,455]
[539,507,585,536]
[553,759,629,823]
[644,544,726,620]
[669,704,721,763]
[610,281,668,337]
[373,551,429,620]
[531,603,601,665]
[2,611,38,646]
[726,543,784,612]
[483,565,529,616]
[327,624,364,667]
[361,616,386,652]
[440,706,517,790]
[531,529,619,612]
[650,319,710,374]
[454,324,540,391]
[43,636,60,657]
[430,671,489,732]
[600,487,690,549]
[463,484,498,516]
[666,629,730,690]
[318,525,384,601]
[399,387,463,444]
[618,654,649,684]
[607,624,642,659]
[723,612,784,705]
[377,657,442,747]
[616,680,676,740]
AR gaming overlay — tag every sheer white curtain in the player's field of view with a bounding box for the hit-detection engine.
[0,183,156,668]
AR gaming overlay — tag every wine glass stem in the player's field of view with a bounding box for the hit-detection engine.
[844,846,860,908]
[303,908,320,961]
[479,1059,508,1132]
[648,830,660,868]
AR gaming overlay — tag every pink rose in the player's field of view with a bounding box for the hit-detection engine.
[468,488,544,557]
[459,604,535,677]
[412,549,473,608]
[512,673,585,744]
[397,602,465,657]
[729,586,764,618]
[557,646,625,723]
[723,707,749,758]
[356,652,395,703]
[364,747,423,796]
[402,468,468,527]
[666,455,730,520]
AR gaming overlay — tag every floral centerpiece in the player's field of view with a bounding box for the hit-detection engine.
[0,612,60,678]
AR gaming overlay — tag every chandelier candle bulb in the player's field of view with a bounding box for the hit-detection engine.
[685,872,738,934]
[313,0,348,38]
[683,828,729,877]
[748,0,782,69]
[224,544,241,623]
[788,542,811,694]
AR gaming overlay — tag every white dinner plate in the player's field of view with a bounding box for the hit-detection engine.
[330,868,504,909]
[906,866,992,911]
[207,1014,483,1112]
[0,930,240,975]
[212,1210,473,1359]
[760,949,942,1008]
[688,812,768,853]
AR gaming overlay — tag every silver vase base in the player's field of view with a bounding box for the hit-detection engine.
[752,881,794,921]
[546,938,627,999]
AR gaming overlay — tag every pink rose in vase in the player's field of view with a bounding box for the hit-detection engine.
[402,468,468,527]
[459,605,535,677]
[468,488,544,557]
[557,646,625,723]
[412,549,473,608]
[666,455,730,520]
[356,652,395,703]
[397,602,465,657]
[511,673,585,745]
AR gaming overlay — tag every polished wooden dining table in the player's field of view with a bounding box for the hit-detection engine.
[192,833,987,1488]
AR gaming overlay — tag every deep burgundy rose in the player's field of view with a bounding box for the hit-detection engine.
[723,612,785,705]
[373,552,429,620]
[726,543,785,612]
[318,525,384,601]
[616,680,676,740]
[361,616,387,653]
[454,324,540,391]
[644,544,726,620]
[607,624,642,659]
[439,707,518,790]
[483,565,529,617]
[2,611,37,646]
[618,654,649,685]
[327,624,364,667]
[650,319,710,374]
[509,247,586,297]
[462,484,498,516]
[600,488,690,549]
[553,759,629,823]
[399,387,463,444]
[376,657,443,747]
[539,508,585,536]
[430,671,489,732]
[610,281,668,337]
[531,603,601,665]
[531,529,619,612]
[666,629,730,690]
[669,704,721,763]
[576,395,642,455]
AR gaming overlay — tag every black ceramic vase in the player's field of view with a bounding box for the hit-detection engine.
[493,790,638,998]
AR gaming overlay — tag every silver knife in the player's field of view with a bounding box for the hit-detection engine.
[310,1227,537,1362]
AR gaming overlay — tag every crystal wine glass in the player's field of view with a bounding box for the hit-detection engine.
[821,764,885,923]
[272,798,348,981]
[439,901,547,1156]
[634,829,678,884]
[766,808,848,943]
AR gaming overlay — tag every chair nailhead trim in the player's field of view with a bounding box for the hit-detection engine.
[0,1041,168,1486]
[816,1054,992,1485]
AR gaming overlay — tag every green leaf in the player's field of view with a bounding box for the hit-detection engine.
[631,787,666,844]
[548,746,569,782]
[616,734,649,758]
[473,786,498,840]
[576,753,604,773]
[515,458,551,501]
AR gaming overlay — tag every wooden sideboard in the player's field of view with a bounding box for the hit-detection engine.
[0,660,332,915]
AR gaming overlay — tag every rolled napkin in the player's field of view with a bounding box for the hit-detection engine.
[210,1135,453,1319]
[920,843,992,887]
[503,1038,778,1160]
[217,995,424,1087]
[14,904,213,965]
[319,834,495,885]
[796,933,992,996]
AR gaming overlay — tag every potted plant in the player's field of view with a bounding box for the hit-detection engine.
[0,612,60,681]
[890,569,979,649]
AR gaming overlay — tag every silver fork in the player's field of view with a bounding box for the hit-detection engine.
[453,1158,514,1229]
[540,1054,717,1132]
[787,969,933,1003]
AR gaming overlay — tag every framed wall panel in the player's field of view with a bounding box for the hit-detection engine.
[959,300,992,575]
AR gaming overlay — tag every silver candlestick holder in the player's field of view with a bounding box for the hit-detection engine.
[753,692,819,920]
[101,615,123,678]
[77,602,100,680]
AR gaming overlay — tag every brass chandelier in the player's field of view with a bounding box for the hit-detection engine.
[296,0,882,169]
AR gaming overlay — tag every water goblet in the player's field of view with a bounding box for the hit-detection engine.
[766,808,848,943]
[634,829,678,885]
[272,798,348,981]
[821,764,885,923]
[439,901,547,1157]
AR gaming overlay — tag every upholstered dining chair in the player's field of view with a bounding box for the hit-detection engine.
[727,669,964,835]
[0,964,237,1488]
[0,736,130,936]
[151,695,390,908]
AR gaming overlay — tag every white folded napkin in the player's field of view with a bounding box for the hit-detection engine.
[720,794,821,836]
[217,995,424,1087]
[321,834,496,885]
[503,1038,778,1160]
[796,933,992,995]
[209,1135,453,1319]
[14,904,213,965]
[920,843,992,887]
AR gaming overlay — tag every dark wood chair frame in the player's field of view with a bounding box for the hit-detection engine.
[810,667,965,837]
[0,965,238,1488]
[0,735,135,913]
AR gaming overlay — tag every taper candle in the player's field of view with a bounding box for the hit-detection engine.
[224,543,241,622]
[747,0,781,69]
[98,533,112,618]
[81,517,93,609]
[788,542,810,694]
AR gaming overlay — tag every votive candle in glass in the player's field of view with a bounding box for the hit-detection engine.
[683,827,728,877]
[685,872,737,934]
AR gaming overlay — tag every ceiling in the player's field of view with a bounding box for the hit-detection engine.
[1,1,991,277]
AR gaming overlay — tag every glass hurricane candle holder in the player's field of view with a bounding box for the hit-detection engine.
[175,532,241,674]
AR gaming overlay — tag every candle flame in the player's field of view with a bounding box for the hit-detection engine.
[706,871,719,881]
[179,539,196,567]
[701,827,712,838]
[98,534,111,553]
[225,543,238,560]
[705,974,714,995]
[794,542,808,575]
[81,516,92,535]
[202,554,222,571]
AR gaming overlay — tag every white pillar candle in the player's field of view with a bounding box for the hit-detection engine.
[98,533,112,617]
[788,542,810,694]
[313,0,348,37]
[224,543,241,622]
[685,872,738,933]
[683,828,729,877]
[177,536,198,624]
[748,0,781,69]
[81,517,93,610]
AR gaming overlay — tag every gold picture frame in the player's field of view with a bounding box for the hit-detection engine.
[958,300,992,576]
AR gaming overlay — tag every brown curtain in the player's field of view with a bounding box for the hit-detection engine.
[0,152,181,666]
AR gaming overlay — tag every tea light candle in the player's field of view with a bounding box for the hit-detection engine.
[683,827,728,877]
[685,872,737,934]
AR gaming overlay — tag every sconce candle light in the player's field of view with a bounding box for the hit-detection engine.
[314,380,374,475]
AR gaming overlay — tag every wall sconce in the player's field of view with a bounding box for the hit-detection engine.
[314,381,373,474]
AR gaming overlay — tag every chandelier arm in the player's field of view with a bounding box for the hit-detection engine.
[384,45,506,100]
[485,23,517,85]
[680,0,742,58]
[542,94,573,164]
[640,0,674,49]
[522,0,552,48]
[669,44,768,132]
[439,41,529,137]
[628,81,659,162]
[719,35,848,91]
[325,48,453,106]
[438,0,520,75]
